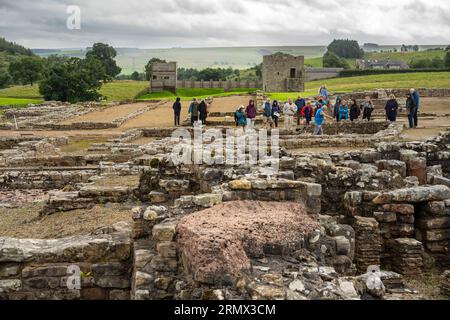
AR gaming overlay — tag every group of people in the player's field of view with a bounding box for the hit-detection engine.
[173,97,209,127]
[382,88,420,128]
[173,85,422,133]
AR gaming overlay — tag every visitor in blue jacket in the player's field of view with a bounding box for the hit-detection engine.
[339,100,349,121]
[410,88,420,128]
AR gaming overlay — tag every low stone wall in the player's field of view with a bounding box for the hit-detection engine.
[0,137,43,151]
[0,168,98,190]
[0,230,132,300]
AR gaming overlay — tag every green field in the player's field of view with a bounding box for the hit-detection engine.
[0,97,43,107]
[1,71,449,105]
[267,71,450,101]
[138,88,259,101]
[0,81,149,104]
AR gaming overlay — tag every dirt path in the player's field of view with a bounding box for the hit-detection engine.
[119,95,253,129]
[62,102,149,124]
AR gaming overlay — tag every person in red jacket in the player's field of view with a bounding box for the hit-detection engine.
[301,101,314,125]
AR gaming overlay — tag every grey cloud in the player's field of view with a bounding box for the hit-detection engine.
[0,0,448,48]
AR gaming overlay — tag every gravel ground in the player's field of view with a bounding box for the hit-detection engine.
[0,203,132,239]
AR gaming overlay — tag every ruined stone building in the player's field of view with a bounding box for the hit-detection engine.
[262,53,305,92]
[149,61,177,93]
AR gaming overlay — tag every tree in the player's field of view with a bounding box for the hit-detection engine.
[8,56,43,86]
[0,64,11,88]
[323,51,350,69]
[431,57,445,69]
[145,58,167,80]
[130,71,140,80]
[445,51,450,68]
[39,57,106,103]
[327,39,363,59]
[86,43,121,81]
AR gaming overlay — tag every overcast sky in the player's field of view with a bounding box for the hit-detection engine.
[0,0,449,49]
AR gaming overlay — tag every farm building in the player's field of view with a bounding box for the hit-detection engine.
[356,59,409,70]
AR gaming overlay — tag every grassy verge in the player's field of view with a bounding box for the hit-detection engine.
[0,97,43,106]
[138,88,259,101]
[0,80,149,103]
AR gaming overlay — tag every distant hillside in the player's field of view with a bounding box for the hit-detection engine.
[31,44,447,75]
[0,37,34,56]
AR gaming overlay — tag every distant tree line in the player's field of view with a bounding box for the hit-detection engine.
[0,37,34,56]
[401,44,419,52]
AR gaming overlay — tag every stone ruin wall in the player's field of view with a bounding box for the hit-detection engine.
[1,105,450,299]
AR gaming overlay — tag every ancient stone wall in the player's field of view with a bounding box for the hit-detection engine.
[0,230,132,300]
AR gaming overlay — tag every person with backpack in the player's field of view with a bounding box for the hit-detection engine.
[198,99,208,126]
[349,99,360,122]
[295,96,306,125]
[385,94,399,122]
[301,101,314,125]
[172,97,182,126]
[271,100,281,128]
[245,99,257,129]
[406,93,417,128]
[362,96,374,121]
[262,97,273,129]
[235,106,247,128]
[188,98,199,126]
[333,96,342,122]
[410,88,420,127]
[339,100,349,121]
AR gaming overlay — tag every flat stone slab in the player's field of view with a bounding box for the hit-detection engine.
[0,233,131,263]
[373,185,450,204]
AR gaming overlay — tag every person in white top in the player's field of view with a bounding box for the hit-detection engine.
[283,98,297,130]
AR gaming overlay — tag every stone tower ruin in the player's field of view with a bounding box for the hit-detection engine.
[262,53,305,92]
[149,61,177,93]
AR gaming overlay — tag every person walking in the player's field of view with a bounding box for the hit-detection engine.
[283,98,297,130]
[188,98,199,126]
[406,93,417,129]
[314,103,325,135]
[410,88,420,127]
[271,100,281,128]
[198,99,208,125]
[349,99,360,122]
[245,99,257,129]
[334,96,342,122]
[385,94,399,122]
[362,96,374,121]
[172,97,182,126]
[235,106,247,128]
[295,95,306,125]
[262,97,273,129]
